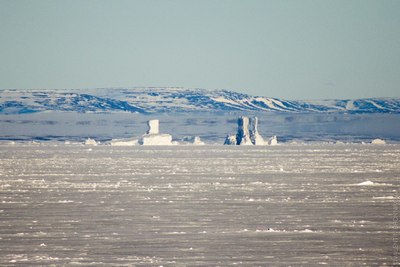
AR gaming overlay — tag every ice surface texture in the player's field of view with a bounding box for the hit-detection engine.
[0,144,398,265]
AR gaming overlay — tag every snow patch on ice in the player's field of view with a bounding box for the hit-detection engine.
[140,134,173,146]
[146,119,159,134]
[110,138,138,146]
[373,196,395,199]
[256,228,282,233]
[298,229,314,233]
[239,228,320,234]
[182,136,205,145]
[357,181,375,186]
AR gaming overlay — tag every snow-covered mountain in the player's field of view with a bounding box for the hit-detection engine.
[1,87,399,114]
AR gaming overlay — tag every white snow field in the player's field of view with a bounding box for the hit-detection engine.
[0,144,399,266]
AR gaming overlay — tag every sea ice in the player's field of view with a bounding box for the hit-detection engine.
[0,144,397,266]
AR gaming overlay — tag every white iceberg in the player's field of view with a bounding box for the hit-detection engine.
[249,117,265,145]
[139,119,173,146]
[237,116,253,145]
[224,116,278,146]
[224,134,237,145]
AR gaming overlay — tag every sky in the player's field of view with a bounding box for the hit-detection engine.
[0,0,399,100]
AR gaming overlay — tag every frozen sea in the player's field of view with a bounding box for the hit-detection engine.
[0,144,399,266]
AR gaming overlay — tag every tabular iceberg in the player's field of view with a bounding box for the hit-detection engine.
[139,119,173,145]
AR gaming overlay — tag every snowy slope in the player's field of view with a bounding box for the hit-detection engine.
[1,87,399,114]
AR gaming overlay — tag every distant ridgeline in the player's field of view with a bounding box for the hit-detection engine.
[1,87,399,114]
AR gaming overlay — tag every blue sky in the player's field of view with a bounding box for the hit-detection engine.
[0,0,399,99]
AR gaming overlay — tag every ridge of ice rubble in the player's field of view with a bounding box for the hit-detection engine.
[357,181,375,186]
[182,136,205,145]
[371,138,386,145]
[267,136,278,146]
[224,116,278,146]
[84,138,98,146]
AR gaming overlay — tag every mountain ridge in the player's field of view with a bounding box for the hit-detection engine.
[1,87,399,114]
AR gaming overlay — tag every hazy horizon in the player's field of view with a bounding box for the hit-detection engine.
[1,0,399,99]
[1,86,400,101]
